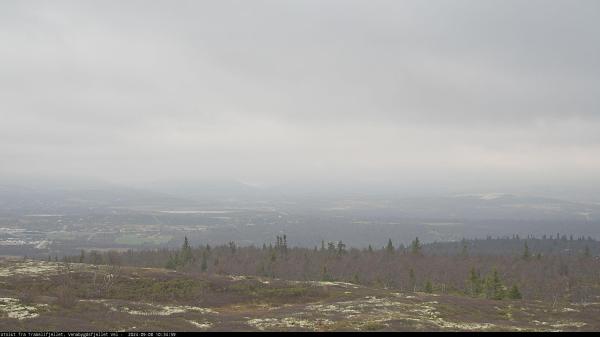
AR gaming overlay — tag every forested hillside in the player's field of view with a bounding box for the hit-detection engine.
[60,235,600,305]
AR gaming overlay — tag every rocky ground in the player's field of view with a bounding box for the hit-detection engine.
[0,257,598,331]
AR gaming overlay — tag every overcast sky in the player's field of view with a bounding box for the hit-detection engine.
[1,0,599,193]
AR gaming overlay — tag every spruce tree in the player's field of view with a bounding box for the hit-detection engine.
[424,280,433,293]
[336,241,346,256]
[180,236,193,266]
[200,251,208,272]
[584,245,591,258]
[408,268,416,292]
[485,268,505,300]
[165,254,178,270]
[228,241,237,254]
[507,285,522,299]
[411,237,422,255]
[522,242,530,260]
[321,265,332,281]
[469,268,482,296]
[461,243,468,257]
[386,239,394,254]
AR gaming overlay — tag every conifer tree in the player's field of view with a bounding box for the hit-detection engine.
[321,265,332,281]
[584,245,591,258]
[408,268,416,292]
[485,268,505,300]
[522,241,530,260]
[469,267,482,296]
[425,280,433,293]
[461,243,468,257]
[200,251,208,272]
[165,253,178,270]
[411,237,422,255]
[228,241,237,254]
[336,241,346,256]
[507,285,522,299]
[386,239,394,254]
[180,236,193,266]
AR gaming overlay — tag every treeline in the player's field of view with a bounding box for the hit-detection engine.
[60,235,600,304]
[424,234,599,257]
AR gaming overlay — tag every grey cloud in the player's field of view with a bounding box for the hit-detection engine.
[1,0,599,192]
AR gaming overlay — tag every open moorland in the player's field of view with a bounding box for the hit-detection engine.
[0,257,598,332]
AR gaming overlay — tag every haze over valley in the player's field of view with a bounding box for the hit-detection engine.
[1,181,599,258]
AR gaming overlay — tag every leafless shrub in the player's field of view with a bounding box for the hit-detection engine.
[56,284,77,308]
